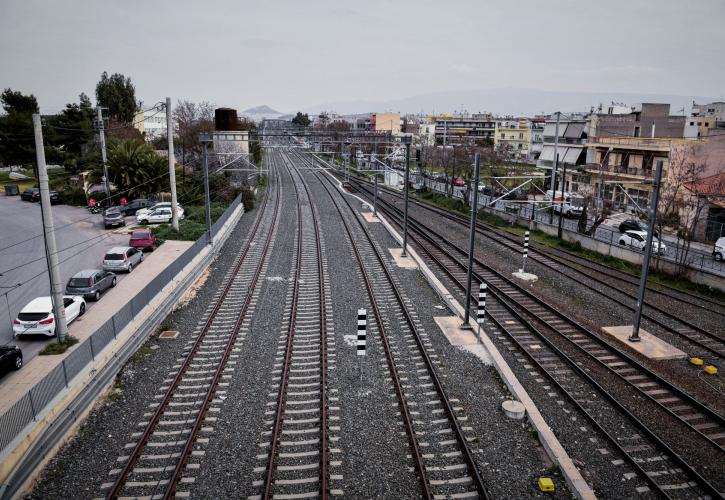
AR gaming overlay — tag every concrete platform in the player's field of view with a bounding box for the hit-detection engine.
[0,240,193,415]
[388,248,418,269]
[602,325,687,360]
[361,211,379,223]
[434,316,492,364]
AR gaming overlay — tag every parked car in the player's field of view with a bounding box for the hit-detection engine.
[65,269,117,301]
[13,296,86,337]
[135,202,184,219]
[102,246,144,273]
[0,345,23,373]
[129,229,156,251]
[713,237,724,261]
[120,198,152,216]
[545,190,584,218]
[618,219,659,238]
[453,178,466,186]
[618,230,667,254]
[20,188,60,204]
[103,206,126,229]
[136,207,184,225]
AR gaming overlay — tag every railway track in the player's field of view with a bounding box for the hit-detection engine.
[341,172,725,498]
[250,151,337,499]
[292,151,491,499]
[101,159,281,500]
[349,175,725,361]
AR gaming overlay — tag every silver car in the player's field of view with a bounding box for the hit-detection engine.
[102,246,144,273]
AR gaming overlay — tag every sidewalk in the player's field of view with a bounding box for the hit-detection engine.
[0,240,192,415]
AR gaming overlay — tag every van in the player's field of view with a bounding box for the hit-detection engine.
[545,190,584,218]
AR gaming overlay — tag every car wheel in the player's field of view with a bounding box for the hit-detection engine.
[619,240,625,245]
[140,253,144,262]
[93,290,101,301]
[140,220,148,225]
[715,253,723,262]
[111,277,117,287]
[13,356,22,370]
[128,263,133,273]
[79,303,86,316]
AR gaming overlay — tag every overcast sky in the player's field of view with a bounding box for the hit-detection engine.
[1,0,723,114]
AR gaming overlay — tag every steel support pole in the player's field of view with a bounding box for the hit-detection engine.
[97,107,111,203]
[557,162,567,239]
[374,172,378,217]
[202,142,213,245]
[166,98,179,231]
[630,160,664,342]
[401,140,411,257]
[33,114,69,342]
[463,153,481,326]
[549,112,561,224]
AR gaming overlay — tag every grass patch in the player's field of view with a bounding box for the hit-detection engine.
[108,376,125,401]
[257,174,268,188]
[152,203,228,243]
[130,346,155,362]
[39,335,79,355]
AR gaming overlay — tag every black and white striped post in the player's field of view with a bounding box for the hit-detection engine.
[357,308,367,381]
[476,282,487,341]
[521,231,530,273]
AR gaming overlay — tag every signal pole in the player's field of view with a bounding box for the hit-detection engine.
[401,135,412,257]
[96,107,111,203]
[549,111,561,224]
[33,114,69,342]
[166,98,179,231]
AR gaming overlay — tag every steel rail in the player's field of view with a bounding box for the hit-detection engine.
[349,175,725,357]
[295,150,490,499]
[362,186,724,498]
[107,161,281,500]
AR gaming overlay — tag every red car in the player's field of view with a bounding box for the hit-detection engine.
[453,178,466,186]
[129,229,156,251]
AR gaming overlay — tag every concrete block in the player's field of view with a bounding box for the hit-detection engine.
[513,271,538,282]
[601,326,687,360]
[388,248,418,269]
[361,212,379,223]
[502,400,526,419]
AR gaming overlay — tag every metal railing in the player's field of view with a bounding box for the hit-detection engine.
[0,194,242,454]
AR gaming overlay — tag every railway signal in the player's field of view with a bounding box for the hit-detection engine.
[357,308,367,381]
[521,231,530,273]
[477,282,487,342]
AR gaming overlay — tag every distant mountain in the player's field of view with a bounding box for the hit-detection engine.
[240,105,287,122]
[303,87,716,117]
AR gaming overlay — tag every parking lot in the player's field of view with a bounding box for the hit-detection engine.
[0,194,131,363]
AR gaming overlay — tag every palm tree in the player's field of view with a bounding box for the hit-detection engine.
[107,140,168,198]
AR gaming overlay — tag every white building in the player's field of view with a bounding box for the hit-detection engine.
[134,109,168,140]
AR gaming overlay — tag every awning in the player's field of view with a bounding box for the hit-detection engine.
[539,145,555,162]
[542,123,558,137]
[563,147,583,164]
[564,122,585,139]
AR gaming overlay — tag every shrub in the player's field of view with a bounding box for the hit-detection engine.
[39,335,79,355]
[241,187,254,212]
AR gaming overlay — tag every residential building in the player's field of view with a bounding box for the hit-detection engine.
[686,101,725,138]
[433,113,496,145]
[494,119,532,162]
[536,113,589,181]
[371,112,401,134]
[137,108,167,140]
[582,103,687,211]
[529,116,545,162]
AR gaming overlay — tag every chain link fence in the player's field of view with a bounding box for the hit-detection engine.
[0,194,241,454]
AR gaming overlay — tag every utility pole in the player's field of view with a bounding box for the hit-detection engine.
[549,111,561,224]
[96,107,111,203]
[630,160,664,342]
[557,162,567,239]
[401,136,412,257]
[463,152,481,326]
[33,114,69,342]
[166,98,179,231]
[201,140,213,245]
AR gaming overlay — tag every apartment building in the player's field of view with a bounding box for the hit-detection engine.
[433,113,496,145]
[494,119,532,162]
[535,113,589,178]
[371,112,401,134]
[686,101,725,138]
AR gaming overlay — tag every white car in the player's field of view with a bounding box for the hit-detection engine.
[713,237,724,261]
[136,207,184,225]
[13,296,86,337]
[618,230,667,254]
[135,202,184,220]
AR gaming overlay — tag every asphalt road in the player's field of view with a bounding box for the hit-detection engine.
[0,194,130,362]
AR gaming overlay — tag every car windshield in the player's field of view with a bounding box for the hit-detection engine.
[68,277,91,287]
[131,232,150,240]
[105,208,121,215]
[18,312,48,321]
[104,253,124,260]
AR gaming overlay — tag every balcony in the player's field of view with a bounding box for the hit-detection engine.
[584,163,653,179]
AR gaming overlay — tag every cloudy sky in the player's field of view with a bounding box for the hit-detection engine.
[1,0,723,114]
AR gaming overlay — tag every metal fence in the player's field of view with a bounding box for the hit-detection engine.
[0,195,242,454]
[417,177,725,275]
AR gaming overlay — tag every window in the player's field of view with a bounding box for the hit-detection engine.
[690,122,695,126]
[500,133,505,139]
[705,122,710,127]
[519,132,524,140]
[634,126,640,137]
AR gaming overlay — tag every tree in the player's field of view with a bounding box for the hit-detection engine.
[291,112,310,127]
[173,99,214,173]
[95,72,138,124]
[45,93,96,171]
[0,88,39,166]
[105,140,168,198]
